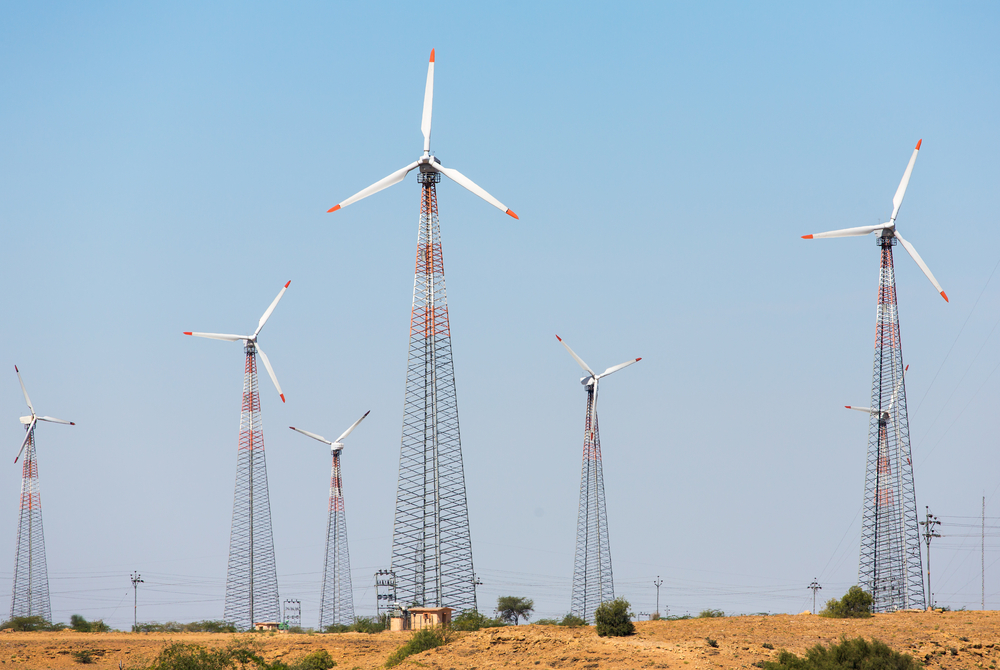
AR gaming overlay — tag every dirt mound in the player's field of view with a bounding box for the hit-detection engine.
[0,610,997,669]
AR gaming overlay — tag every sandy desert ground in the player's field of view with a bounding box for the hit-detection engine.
[2,610,999,669]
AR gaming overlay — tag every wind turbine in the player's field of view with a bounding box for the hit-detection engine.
[290,410,370,630]
[184,280,290,629]
[802,141,944,612]
[556,335,640,622]
[325,50,517,611]
[10,366,74,621]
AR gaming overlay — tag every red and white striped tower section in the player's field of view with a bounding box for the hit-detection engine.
[10,366,74,621]
[555,337,640,623]
[185,281,290,629]
[804,140,947,612]
[327,49,517,611]
[290,411,369,630]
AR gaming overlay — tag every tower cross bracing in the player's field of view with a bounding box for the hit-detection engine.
[319,447,354,628]
[10,427,51,621]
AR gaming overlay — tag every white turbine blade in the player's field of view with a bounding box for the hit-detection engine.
[434,162,519,219]
[327,161,421,213]
[597,358,642,379]
[183,332,246,342]
[421,49,435,153]
[255,344,285,403]
[37,416,74,425]
[255,280,291,338]
[801,224,886,240]
[890,140,921,222]
[14,366,33,415]
[888,365,909,413]
[894,231,948,301]
[289,427,333,446]
[555,335,594,376]
[335,410,371,443]
[14,417,36,463]
[845,405,873,414]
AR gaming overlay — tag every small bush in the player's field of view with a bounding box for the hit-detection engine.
[706,638,719,648]
[698,609,725,618]
[559,614,586,627]
[819,586,873,619]
[323,623,350,633]
[133,620,237,633]
[594,598,634,637]
[759,636,918,669]
[451,610,505,631]
[71,615,110,633]
[348,617,384,634]
[73,650,95,664]
[1,616,65,631]
[295,650,336,670]
[763,643,774,650]
[384,629,447,668]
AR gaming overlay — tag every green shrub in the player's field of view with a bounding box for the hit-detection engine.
[384,629,447,668]
[760,636,918,669]
[73,650,96,664]
[559,614,586,627]
[133,620,237,633]
[451,610,505,631]
[706,638,718,648]
[0,616,64,631]
[819,586,873,619]
[294,650,335,670]
[348,617,384,634]
[698,609,725,618]
[532,618,559,625]
[594,598,634,637]
[70,615,110,633]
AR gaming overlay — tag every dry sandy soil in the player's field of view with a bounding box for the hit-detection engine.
[2,610,999,670]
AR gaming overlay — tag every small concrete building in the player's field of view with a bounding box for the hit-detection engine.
[390,606,454,631]
[253,621,283,632]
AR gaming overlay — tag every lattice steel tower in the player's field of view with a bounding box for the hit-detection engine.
[10,366,73,622]
[326,50,518,612]
[290,411,370,629]
[803,140,946,613]
[186,282,291,629]
[556,337,640,622]
[856,235,925,611]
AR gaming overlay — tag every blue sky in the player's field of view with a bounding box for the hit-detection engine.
[1,2,999,627]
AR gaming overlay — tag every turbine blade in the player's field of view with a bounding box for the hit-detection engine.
[335,410,371,443]
[888,365,909,413]
[255,344,285,403]
[845,405,874,414]
[37,416,74,425]
[255,280,291,338]
[895,232,948,301]
[421,49,435,153]
[289,426,333,445]
[555,335,594,376]
[433,162,518,219]
[327,161,421,213]
[183,332,246,342]
[801,224,886,239]
[890,140,921,222]
[14,417,36,463]
[597,358,642,379]
[14,366,33,415]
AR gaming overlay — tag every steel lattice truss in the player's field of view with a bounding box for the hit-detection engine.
[224,343,280,629]
[858,237,925,612]
[10,428,51,621]
[571,387,614,622]
[390,174,477,611]
[319,449,354,629]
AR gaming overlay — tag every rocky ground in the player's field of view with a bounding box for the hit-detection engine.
[1,610,999,669]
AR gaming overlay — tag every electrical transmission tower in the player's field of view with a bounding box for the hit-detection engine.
[186,282,291,629]
[10,366,74,622]
[327,51,517,612]
[290,412,369,629]
[803,141,944,613]
[556,336,641,622]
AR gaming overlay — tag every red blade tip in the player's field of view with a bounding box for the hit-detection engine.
[280,394,286,403]
[429,48,435,63]
[940,290,948,302]
[284,280,291,288]
[14,365,18,372]
[506,209,519,219]
[555,334,562,342]
[904,365,909,371]
[801,234,814,239]
[289,426,295,430]
[183,332,193,336]
[636,357,642,362]
[327,204,341,213]
[845,406,851,409]
[915,139,922,150]
[70,422,75,426]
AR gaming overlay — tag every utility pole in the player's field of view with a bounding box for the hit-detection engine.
[983,495,986,610]
[653,576,663,618]
[131,572,143,631]
[920,507,941,609]
[808,579,822,614]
